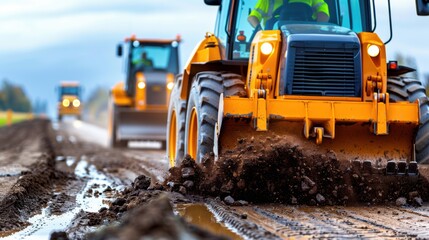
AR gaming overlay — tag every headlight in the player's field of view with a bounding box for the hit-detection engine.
[260,42,273,55]
[367,44,380,57]
[167,82,174,90]
[62,99,70,107]
[73,99,80,107]
[138,81,146,89]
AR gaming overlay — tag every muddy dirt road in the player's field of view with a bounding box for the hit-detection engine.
[1,119,429,239]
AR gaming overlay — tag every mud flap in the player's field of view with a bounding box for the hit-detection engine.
[214,93,224,162]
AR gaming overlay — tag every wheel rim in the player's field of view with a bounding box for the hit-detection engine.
[188,107,198,160]
[168,111,177,167]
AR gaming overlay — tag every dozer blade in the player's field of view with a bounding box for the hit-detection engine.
[218,119,418,175]
[115,108,167,142]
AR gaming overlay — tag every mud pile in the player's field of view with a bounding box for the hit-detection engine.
[66,175,226,240]
[166,136,429,205]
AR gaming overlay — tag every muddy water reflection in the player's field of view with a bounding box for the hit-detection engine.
[0,159,116,240]
[176,204,242,240]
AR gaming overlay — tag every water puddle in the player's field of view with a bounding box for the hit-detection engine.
[56,135,63,143]
[73,120,83,129]
[55,156,76,167]
[0,165,28,177]
[68,136,77,144]
[66,156,76,167]
[1,158,118,240]
[175,203,242,240]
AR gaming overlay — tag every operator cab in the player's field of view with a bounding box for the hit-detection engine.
[59,84,80,100]
[213,0,372,60]
[117,38,180,98]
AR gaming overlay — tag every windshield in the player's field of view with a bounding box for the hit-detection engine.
[130,41,179,73]
[60,86,80,99]
[232,0,370,59]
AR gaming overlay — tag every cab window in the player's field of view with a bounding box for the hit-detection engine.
[230,0,370,60]
[215,0,231,56]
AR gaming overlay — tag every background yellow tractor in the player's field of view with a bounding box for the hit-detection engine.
[57,81,82,121]
[167,0,429,172]
[109,35,181,148]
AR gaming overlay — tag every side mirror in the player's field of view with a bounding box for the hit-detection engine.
[204,0,221,6]
[416,0,429,16]
[116,44,123,57]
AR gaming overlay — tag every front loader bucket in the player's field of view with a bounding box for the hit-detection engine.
[218,119,417,165]
[115,107,167,142]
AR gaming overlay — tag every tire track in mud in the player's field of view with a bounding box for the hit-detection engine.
[0,119,59,232]
[226,204,429,239]
[205,199,280,240]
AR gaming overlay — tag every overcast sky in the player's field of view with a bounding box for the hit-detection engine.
[0,1,428,117]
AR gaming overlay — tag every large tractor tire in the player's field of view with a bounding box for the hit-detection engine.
[167,75,187,167]
[184,71,247,163]
[387,76,429,163]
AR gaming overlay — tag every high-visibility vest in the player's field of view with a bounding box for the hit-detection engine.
[133,58,153,67]
[249,0,330,26]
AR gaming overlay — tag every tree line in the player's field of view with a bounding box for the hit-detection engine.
[0,80,32,112]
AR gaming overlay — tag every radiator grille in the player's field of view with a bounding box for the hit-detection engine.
[147,82,166,105]
[291,46,359,96]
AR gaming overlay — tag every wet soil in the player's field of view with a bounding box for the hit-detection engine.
[51,122,210,240]
[0,120,225,240]
[0,119,68,231]
[2,120,429,240]
[166,136,429,206]
[69,176,227,240]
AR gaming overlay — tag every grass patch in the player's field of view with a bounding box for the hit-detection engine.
[0,111,32,127]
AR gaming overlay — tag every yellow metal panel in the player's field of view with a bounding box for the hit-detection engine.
[181,33,222,99]
[256,98,267,131]
[166,73,174,105]
[135,72,147,110]
[247,30,282,98]
[223,98,253,116]
[387,103,420,122]
[377,102,388,134]
[358,33,387,101]
[224,98,419,124]
[58,95,81,116]
[111,81,133,106]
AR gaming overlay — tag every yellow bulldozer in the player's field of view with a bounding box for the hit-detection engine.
[109,35,181,148]
[167,0,429,173]
[57,81,82,121]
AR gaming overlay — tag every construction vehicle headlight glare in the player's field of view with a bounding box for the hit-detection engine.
[72,99,80,107]
[260,42,273,55]
[62,99,70,107]
[167,82,174,90]
[367,45,380,57]
[138,82,146,89]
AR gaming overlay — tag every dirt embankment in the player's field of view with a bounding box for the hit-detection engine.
[166,136,429,206]
[0,119,68,231]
